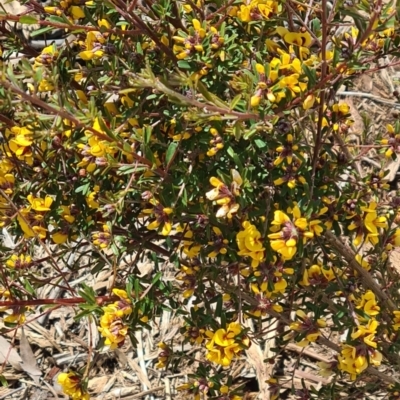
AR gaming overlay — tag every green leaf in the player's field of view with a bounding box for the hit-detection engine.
[254,138,267,149]
[233,121,242,140]
[226,146,244,172]
[78,283,97,304]
[19,16,38,24]
[23,278,35,295]
[311,18,321,33]
[196,81,229,109]
[302,65,316,88]
[230,94,242,110]
[177,60,192,69]
[0,374,9,387]
[244,128,257,140]
[143,145,157,166]
[75,182,90,195]
[49,15,70,24]
[152,271,162,285]
[215,295,223,317]
[91,260,106,275]
[165,142,178,165]
[144,126,152,145]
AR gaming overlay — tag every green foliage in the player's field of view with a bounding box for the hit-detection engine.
[1,0,400,399]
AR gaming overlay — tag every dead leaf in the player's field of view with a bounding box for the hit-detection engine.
[87,376,109,393]
[19,328,42,383]
[385,157,400,182]
[245,341,270,400]
[0,336,23,371]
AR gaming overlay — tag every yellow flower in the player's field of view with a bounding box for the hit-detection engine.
[177,263,200,298]
[248,292,283,317]
[392,311,400,331]
[77,118,116,172]
[27,194,53,212]
[275,27,312,60]
[348,202,387,246]
[205,322,248,366]
[268,205,314,260]
[274,134,298,166]
[355,254,371,271]
[357,290,380,317]
[57,372,90,400]
[237,1,279,22]
[177,226,201,258]
[38,79,55,92]
[6,254,32,270]
[303,94,315,110]
[6,127,34,165]
[288,310,326,347]
[70,5,85,19]
[92,224,112,249]
[79,31,106,60]
[299,264,336,286]
[206,170,242,218]
[98,312,129,349]
[236,221,265,268]
[86,185,100,209]
[207,226,228,257]
[338,345,381,380]
[143,198,173,236]
[17,208,48,239]
[351,319,378,348]
[156,342,172,369]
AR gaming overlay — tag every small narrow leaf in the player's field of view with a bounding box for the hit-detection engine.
[165,142,178,165]
[19,16,38,24]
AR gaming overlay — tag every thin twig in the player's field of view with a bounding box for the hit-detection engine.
[309,0,328,200]
[337,91,400,108]
[323,230,396,312]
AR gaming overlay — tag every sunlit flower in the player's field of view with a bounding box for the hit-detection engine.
[143,198,173,236]
[288,310,326,347]
[98,311,129,350]
[207,226,229,257]
[177,262,200,298]
[236,221,265,267]
[205,322,249,366]
[155,342,172,369]
[79,31,106,60]
[6,254,32,270]
[5,126,34,165]
[206,170,242,218]
[86,185,100,209]
[92,224,112,249]
[57,371,89,400]
[27,194,53,212]
[348,202,387,246]
[268,205,317,260]
[338,344,381,380]
[356,290,380,317]
[77,118,116,172]
[299,263,337,287]
[251,257,293,296]
[351,319,379,348]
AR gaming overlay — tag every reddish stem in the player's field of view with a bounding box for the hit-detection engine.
[0,295,119,307]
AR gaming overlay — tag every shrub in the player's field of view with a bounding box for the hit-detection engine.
[1,0,400,398]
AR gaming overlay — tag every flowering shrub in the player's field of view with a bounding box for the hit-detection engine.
[1,0,400,398]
